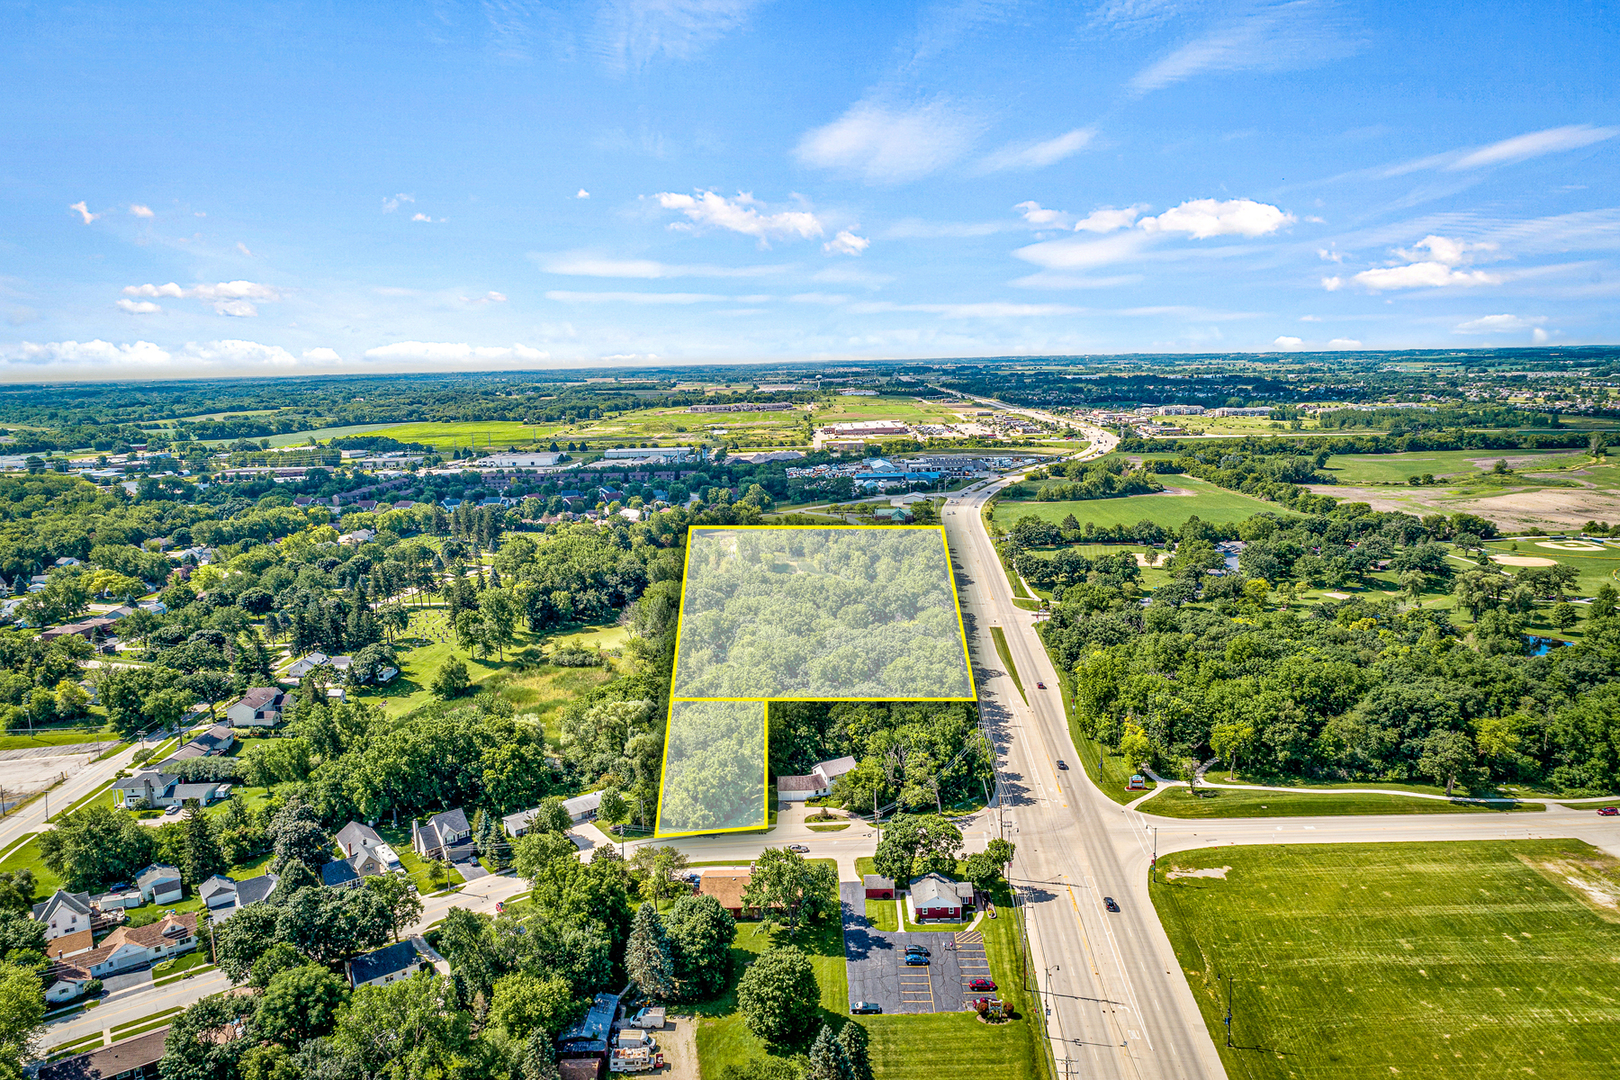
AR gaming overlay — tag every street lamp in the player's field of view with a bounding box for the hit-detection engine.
[1223,974,1234,1047]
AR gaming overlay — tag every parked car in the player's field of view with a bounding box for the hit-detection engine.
[969,977,997,992]
[1600,807,1619,816]
[904,954,929,966]
[163,805,183,817]
[788,843,809,853]
[905,944,931,957]
[851,1001,882,1014]
[1056,760,1068,770]
[1103,897,1120,912]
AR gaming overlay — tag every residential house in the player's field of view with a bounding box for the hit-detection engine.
[225,687,285,727]
[43,913,200,1000]
[775,755,860,803]
[562,792,601,823]
[136,864,183,905]
[697,871,754,918]
[112,770,231,810]
[46,929,95,960]
[36,1027,167,1077]
[908,873,975,921]
[164,723,235,764]
[338,529,376,546]
[325,822,403,887]
[197,873,278,919]
[32,890,93,941]
[286,652,352,682]
[92,884,144,912]
[862,874,895,900]
[346,940,429,989]
[412,808,472,861]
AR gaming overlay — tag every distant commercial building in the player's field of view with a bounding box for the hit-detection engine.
[1155,404,1206,415]
[820,419,910,438]
[688,402,794,413]
[1208,407,1273,417]
[480,451,564,468]
[602,447,691,461]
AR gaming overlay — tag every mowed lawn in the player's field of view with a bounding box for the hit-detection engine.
[1138,787,1543,818]
[1152,840,1620,1080]
[994,476,1279,533]
[1319,449,1581,484]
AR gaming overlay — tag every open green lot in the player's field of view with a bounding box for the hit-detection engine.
[1153,839,1620,1080]
[994,476,1280,533]
[1319,449,1581,485]
[1481,537,1620,598]
[1138,786,1542,818]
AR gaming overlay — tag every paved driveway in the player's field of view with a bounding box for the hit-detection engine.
[839,883,989,1015]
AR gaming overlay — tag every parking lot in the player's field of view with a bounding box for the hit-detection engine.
[839,883,992,1015]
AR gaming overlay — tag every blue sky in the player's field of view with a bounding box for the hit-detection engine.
[2,0,1617,378]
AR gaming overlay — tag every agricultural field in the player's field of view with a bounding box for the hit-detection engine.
[993,475,1281,532]
[1318,448,1584,485]
[1153,840,1620,1080]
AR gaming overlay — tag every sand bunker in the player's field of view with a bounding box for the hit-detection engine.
[1166,866,1231,881]
[1322,591,1352,600]
[1491,554,1559,566]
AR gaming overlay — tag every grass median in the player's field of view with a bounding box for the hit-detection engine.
[1137,786,1544,818]
[989,627,1026,703]
[1153,839,1620,1079]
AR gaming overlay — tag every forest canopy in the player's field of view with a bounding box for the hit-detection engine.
[670,527,973,700]
[655,700,767,836]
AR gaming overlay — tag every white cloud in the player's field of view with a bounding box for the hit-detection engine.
[1352,264,1501,291]
[849,301,1081,318]
[1533,327,1549,344]
[361,342,548,363]
[653,190,824,244]
[576,189,590,199]
[303,347,342,362]
[69,201,99,224]
[129,204,154,218]
[812,265,893,289]
[535,252,787,278]
[544,290,735,304]
[1014,231,1152,270]
[1128,1,1357,94]
[1350,234,1503,291]
[1141,198,1293,238]
[1327,338,1363,348]
[122,280,282,315]
[1075,206,1146,233]
[1010,272,1143,289]
[236,242,253,257]
[1015,202,1072,228]
[1448,124,1618,171]
[1394,234,1496,266]
[1,338,301,373]
[1273,335,1304,348]
[411,213,431,222]
[980,128,1094,172]
[591,0,762,71]
[116,299,161,315]
[794,98,984,184]
[823,229,870,256]
[1454,314,1546,334]
[790,292,849,305]
[382,193,414,213]
[1320,275,1343,290]
[123,283,186,298]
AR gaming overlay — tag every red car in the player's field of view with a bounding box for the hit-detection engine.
[1599,807,1619,817]
[969,977,997,992]
[1036,682,1046,689]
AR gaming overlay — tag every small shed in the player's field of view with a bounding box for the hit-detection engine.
[863,874,895,900]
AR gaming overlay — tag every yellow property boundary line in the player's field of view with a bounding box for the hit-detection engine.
[653,524,978,838]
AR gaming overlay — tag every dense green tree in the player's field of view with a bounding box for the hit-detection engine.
[737,946,819,1047]
[663,893,736,1001]
[216,903,284,984]
[625,903,676,1001]
[0,960,43,1077]
[363,871,424,943]
[488,972,582,1041]
[432,656,471,700]
[37,805,155,893]
[257,963,348,1046]
[805,1022,856,1080]
[838,1020,872,1080]
[327,973,483,1078]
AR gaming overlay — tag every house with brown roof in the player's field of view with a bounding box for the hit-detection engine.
[37,1027,167,1079]
[697,870,754,918]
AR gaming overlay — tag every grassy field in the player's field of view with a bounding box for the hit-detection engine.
[989,627,1026,703]
[1138,786,1542,818]
[865,898,899,932]
[1482,537,1620,599]
[0,835,62,894]
[1319,449,1583,485]
[994,476,1280,532]
[0,729,114,752]
[1153,839,1620,1079]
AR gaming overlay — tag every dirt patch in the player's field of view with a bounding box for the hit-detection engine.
[657,1016,699,1080]
[1134,551,1169,568]
[1515,851,1620,923]
[1150,486,1199,497]
[1464,455,1554,471]
[1322,591,1352,600]
[1166,865,1231,880]
[1490,554,1559,567]
[1536,540,1606,551]
[1307,483,1620,532]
